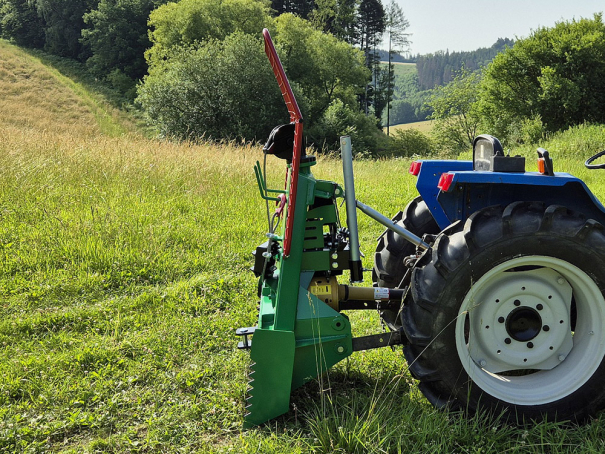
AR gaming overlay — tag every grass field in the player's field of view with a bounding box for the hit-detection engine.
[380,61,417,79]
[4,39,605,452]
[389,120,435,134]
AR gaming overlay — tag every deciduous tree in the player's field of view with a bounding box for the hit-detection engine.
[478,14,605,139]
[428,68,481,154]
[82,0,164,94]
[147,0,273,63]
[0,0,45,47]
[137,33,287,141]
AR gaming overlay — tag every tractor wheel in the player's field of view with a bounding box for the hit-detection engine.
[404,202,605,422]
[373,196,439,330]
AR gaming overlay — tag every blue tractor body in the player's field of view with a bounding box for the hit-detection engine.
[415,160,605,229]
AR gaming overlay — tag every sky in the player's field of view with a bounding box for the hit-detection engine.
[396,0,604,55]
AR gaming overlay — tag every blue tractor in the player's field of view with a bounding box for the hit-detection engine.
[238,29,605,426]
[374,139,605,423]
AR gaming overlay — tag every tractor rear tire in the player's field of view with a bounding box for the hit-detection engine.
[373,196,439,330]
[404,202,605,422]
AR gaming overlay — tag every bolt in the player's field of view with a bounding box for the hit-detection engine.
[536,304,543,310]
[479,360,487,367]
[527,342,534,349]
[543,325,550,331]
[266,233,279,240]
[332,262,338,269]
[514,299,521,306]
[557,277,565,285]
[262,252,271,258]
[331,253,338,260]
[558,354,566,361]
[505,338,512,344]
[498,316,505,323]
[337,346,345,353]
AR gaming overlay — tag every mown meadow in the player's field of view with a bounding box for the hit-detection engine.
[4,39,605,453]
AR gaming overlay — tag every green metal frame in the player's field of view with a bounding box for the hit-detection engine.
[244,159,352,428]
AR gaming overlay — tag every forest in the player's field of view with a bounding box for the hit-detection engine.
[0,0,412,155]
[1,0,603,157]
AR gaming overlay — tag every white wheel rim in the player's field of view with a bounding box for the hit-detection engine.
[455,255,605,405]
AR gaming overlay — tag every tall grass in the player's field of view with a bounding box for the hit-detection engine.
[3,38,605,452]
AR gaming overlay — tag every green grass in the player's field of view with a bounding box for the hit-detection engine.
[380,61,417,79]
[4,39,605,452]
[390,119,435,133]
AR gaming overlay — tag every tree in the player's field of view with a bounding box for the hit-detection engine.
[34,0,97,59]
[477,14,605,139]
[356,0,385,115]
[82,0,163,96]
[383,0,409,134]
[0,0,46,47]
[310,0,357,44]
[428,68,482,154]
[274,13,369,121]
[146,0,273,64]
[137,33,287,141]
[270,0,314,18]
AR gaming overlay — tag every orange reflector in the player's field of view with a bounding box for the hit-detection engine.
[538,158,546,174]
[437,173,455,192]
[409,161,422,176]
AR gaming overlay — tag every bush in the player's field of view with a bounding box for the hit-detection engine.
[384,128,435,158]
[506,114,545,145]
[137,33,287,141]
[308,99,384,157]
[478,14,605,139]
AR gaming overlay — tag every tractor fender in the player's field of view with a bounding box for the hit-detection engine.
[415,160,605,228]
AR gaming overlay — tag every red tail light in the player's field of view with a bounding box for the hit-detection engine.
[409,161,422,176]
[437,173,455,192]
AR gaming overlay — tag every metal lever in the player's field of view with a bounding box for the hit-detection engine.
[340,136,363,283]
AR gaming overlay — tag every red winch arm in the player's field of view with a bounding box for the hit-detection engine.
[263,28,303,257]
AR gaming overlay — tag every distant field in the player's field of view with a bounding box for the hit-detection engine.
[390,119,434,133]
[380,61,416,78]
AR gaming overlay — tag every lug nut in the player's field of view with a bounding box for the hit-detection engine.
[558,354,566,361]
[514,299,521,306]
[527,342,534,349]
[536,304,543,310]
[498,316,505,323]
[505,338,512,344]
[479,360,486,367]
[543,325,550,331]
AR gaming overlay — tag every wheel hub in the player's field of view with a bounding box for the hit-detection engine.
[465,267,574,374]
[506,307,542,342]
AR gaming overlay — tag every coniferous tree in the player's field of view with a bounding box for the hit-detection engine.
[357,0,385,115]
[383,0,409,133]
[270,0,314,18]
[311,0,357,44]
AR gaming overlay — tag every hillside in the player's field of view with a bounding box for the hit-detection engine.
[0,41,133,138]
[3,39,605,453]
